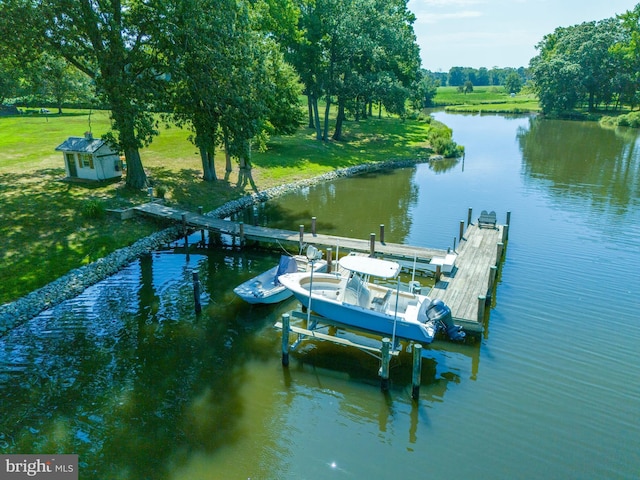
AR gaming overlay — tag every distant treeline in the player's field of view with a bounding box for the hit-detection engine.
[424,67,529,88]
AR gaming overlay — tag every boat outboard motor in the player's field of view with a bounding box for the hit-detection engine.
[425,299,466,341]
[274,255,298,285]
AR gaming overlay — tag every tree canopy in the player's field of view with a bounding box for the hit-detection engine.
[529,5,640,115]
[0,0,425,188]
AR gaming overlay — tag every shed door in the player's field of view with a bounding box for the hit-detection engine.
[66,153,78,177]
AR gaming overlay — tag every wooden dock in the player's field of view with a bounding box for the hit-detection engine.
[133,203,509,333]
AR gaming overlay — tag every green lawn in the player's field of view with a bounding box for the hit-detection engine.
[434,86,540,113]
[0,109,434,304]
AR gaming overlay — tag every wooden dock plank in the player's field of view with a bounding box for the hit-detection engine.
[133,203,507,332]
[429,223,502,330]
[134,202,448,261]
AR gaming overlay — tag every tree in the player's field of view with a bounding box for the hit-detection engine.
[411,71,439,109]
[22,54,95,113]
[289,0,420,141]
[0,54,21,105]
[530,19,624,114]
[611,4,640,108]
[448,66,466,86]
[158,0,254,181]
[504,72,523,94]
[0,0,168,189]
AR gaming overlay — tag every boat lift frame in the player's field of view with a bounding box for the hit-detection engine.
[275,310,424,396]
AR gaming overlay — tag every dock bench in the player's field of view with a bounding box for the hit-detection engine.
[478,210,497,229]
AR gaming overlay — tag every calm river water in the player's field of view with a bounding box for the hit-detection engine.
[1,112,639,479]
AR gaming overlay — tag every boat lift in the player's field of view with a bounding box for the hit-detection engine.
[275,310,423,397]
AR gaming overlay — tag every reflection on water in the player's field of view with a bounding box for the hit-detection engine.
[517,117,640,212]
[2,112,639,479]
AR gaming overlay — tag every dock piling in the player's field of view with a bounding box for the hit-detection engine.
[467,207,473,227]
[380,224,385,244]
[435,265,442,283]
[411,344,423,400]
[459,220,465,241]
[326,248,333,273]
[380,338,391,391]
[311,217,317,236]
[281,313,290,367]
[369,233,376,257]
[198,207,205,244]
[182,213,189,255]
[192,272,202,314]
[477,295,487,322]
[299,225,304,250]
[488,265,498,299]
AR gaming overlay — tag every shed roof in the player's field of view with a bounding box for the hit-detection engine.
[55,136,113,154]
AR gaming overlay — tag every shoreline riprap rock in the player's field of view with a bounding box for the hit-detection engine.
[0,157,436,334]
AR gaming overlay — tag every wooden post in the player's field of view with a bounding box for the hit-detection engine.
[192,272,202,314]
[182,213,189,254]
[435,265,442,283]
[326,248,333,274]
[489,265,497,292]
[311,217,317,236]
[502,224,509,243]
[281,313,290,367]
[467,207,473,226]
[380,338,391,391]
[459,220,465,241]
[497,242,504,263]
[198,207,205,245]
[299,224,304,249]
[477,295,486,322]
[369,233,376,257]
[488,265,497,301]
[379,224,385,244]
[453,236,457,252]
[411,344,423,400]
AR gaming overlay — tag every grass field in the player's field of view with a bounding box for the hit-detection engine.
[0,109,434,304]
[434,86,540,113]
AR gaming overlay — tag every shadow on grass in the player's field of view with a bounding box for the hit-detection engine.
[0,169,157,303]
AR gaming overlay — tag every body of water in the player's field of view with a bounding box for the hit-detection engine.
[1,112,639,479]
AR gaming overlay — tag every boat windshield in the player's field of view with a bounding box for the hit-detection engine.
[338,255,401,278]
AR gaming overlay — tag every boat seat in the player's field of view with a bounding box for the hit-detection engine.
[344,275,371,308]
[371,289,392,311]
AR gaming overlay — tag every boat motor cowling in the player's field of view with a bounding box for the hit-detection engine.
[425,299,466,341]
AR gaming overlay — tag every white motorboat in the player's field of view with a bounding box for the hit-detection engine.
[234,254,327,304]
[278,254,465,344]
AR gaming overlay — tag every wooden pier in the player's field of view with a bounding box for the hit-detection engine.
[133,203,509,333]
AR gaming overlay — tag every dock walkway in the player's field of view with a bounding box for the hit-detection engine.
[133,203,509,332]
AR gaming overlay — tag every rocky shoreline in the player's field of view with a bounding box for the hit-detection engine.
[0,157,436,334]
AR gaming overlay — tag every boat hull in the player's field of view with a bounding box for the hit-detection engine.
[280,272,436,344]
[234,258,327,305]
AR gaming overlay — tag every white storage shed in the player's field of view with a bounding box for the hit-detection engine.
[56,132,122,182]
